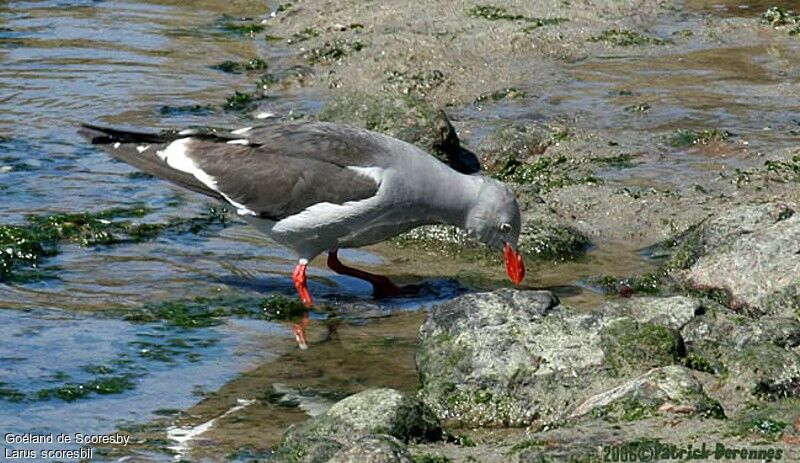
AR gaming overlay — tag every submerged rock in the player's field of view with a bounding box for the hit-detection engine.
[570,365,724,421]
[669,202,800,317]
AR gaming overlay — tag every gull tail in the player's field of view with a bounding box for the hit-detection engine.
[78,124,220,199]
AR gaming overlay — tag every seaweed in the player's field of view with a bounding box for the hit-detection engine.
[0,207,229,283]
[669,129,731,147]
[589,29,670,46]
[304,39,366,64]
[211,58,268,74]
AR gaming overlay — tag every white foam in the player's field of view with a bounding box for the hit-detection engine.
[136,145,150,153]
[113,142,121,149]
[166,399,255,460]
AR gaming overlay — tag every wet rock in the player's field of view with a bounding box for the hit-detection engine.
[317,91,477,172]
[416,289,707,427]
[544,184,708,245]
[681,306,800,400]
[603,296,701,331]
[395,201,590,263]
[327,435,413,463]
[282,389,442,449]
[479,123,551,170]
[417,289,604,427]
[570,366,724,421]
[669,202,800,317]
[275,436,345,463]
[517,218,590,262]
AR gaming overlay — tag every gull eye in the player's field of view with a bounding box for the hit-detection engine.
[499,223,512,233]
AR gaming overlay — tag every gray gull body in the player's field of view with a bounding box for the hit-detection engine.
[79,122,525,348]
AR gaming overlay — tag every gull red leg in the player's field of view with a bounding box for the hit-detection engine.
[327,249,419,299]
[292,259,312,350]
[292,259,313,307]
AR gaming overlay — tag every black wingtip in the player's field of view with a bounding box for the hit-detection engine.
[77,123,108,144]
[77,123,167,145]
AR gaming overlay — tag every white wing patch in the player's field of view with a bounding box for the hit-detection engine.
[156,138,257,216]
[136,145,150,153]
[226,139,249,145]
[272,166,384,233]
[231,127,252,135]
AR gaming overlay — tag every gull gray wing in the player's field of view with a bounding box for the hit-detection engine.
[79,123,382,221]
[180,137,381,220]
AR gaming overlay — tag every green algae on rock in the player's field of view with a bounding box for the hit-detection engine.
[668,129,731,147]
[0,382,26,402]
[159,104,215,116]
[274,389,441,462]
[211,58,268,74]
[36,374,138,402]
[589,29,671,46]
[304,39,366,65]
[474,87,527,103]
[288,27,320,44]
[761,7,800,35]
[124,300,229,328]
[592,271,671,296]
[219,22,265,37]
[261,295,309,320]
[600,319,685,376]
[384,69,447,98]
[466,5,567,30]
[493,154,602,191]
[0,206,230,283]
[517,219,590,261]
[224,90,257,110]
[416,289,715,427]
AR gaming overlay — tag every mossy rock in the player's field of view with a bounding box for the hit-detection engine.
[600,319,685,376]
[517,219,590,261]
[282,389,442,449]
